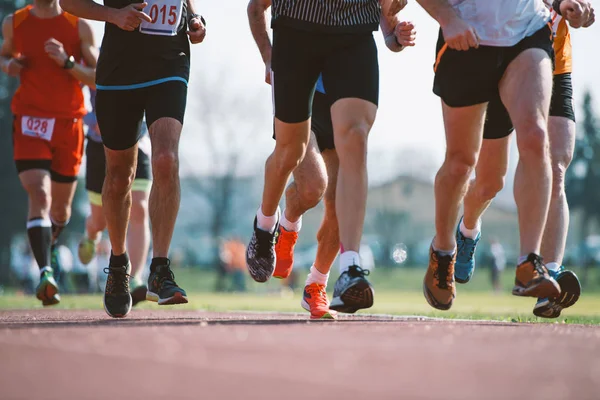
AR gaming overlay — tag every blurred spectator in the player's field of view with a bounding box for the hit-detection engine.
[219,237,247,292]
[488,237,506,293]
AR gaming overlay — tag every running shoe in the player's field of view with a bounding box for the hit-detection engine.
[454,217,480,283]
[512,253,560,298]
[103,262,132,318]
[330,265,374,313]
[246,217,279,282]
[533,267,580,318]
[273,227,298,279]
[36,267,60,306]
[78,236,96,265]
[146,260,188,305]
[130,276,147,307]
[301,283,337,320]
[423,246,456,311]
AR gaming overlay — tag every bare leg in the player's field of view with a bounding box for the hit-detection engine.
[313,149,340,275]
[463,136,511,229]
[540,116,576,264]
[284,133,327,222]
[86,203,106,242]
[434,101,486,251]
[148,117,182,258]
[331,98,377,252]
[499,48,553,256]
[50,180,78,238]
[128,189,150,279]
[19,170,51,221]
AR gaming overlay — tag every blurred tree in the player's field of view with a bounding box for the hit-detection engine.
[0,0,28,285]
[566,90,600,246]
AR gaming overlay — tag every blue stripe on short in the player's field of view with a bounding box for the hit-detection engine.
[96,76,188,91]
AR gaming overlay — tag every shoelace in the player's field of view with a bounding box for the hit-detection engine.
[432,254,453,289]
[306,284,329,308]
[458,236,476,259]
[103,266,130,294]
[347,265,370,278]
[531,256,547,277]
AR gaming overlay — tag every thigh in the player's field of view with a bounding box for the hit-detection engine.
[442,101,487,159]
[433,29,500,107]
[85,139,107,196]
[271,26,323,123]
[322,33,379,107]
[476,135,512,182]
[144,80,188,129]
[96,89,145,151]
[311,91,335,152]
[50,118,84,182]
[483,92,515,140]
[330,98,377,145]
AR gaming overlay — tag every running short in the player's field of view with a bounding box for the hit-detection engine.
[95,80,187,150]
[311,91,335,152]
[13,115,84,182]
[483,73,575,139]
[85,136,152,206]
[271,25,379,123]
[433,24,554,108]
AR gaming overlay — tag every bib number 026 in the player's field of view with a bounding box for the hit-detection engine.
[139,0,183,36]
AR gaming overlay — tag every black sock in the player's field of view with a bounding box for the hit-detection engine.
[51,219,67,244]
[27,218,52,271]
[150,257,170,272]
[110,252,129,267]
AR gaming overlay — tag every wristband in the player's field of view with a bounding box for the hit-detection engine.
[553,0,563,15]
[188,13,206,27]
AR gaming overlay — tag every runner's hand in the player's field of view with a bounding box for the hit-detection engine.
[561,0,593,28]
[441,16,479,51]
[394,21,416,47]
[387,0,408,15]
[110,3,152,31]
[187,16,206,44]
[4,58,24,77]
[44,38,68,67]
[583,6,595,27]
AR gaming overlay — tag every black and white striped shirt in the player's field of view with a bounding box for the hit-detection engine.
[272,0,381,34]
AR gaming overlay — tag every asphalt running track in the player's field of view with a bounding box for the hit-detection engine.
[1,310,599,400]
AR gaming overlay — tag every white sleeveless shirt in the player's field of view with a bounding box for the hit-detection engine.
[449,0,550,46]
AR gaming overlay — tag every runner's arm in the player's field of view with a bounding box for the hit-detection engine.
[73,18,98,88]
[0,15,24,77]
[60,0,151,31]
[247,0,272,67]
[380,13,416,52]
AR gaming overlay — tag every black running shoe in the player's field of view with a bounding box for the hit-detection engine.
[103,262,132,318]
[246,217,279,282]
[130,278,148,307]
[146,261,188,305]
[330,265,374,313]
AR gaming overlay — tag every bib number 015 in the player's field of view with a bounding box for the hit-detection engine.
[139,0,183,36]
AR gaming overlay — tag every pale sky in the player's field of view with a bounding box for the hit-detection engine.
[89,1,600,182]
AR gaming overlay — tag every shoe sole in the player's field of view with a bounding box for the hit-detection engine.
[423,282,453,311]
[36,280,60,306]
[147,291,189,305]
[512,277,561,298]
[301,298,337,320]
[330,279,374,313]
[533,271,581,318]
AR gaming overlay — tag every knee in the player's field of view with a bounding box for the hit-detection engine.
[297,177,327,208]
[475,175,505,201]
[50,206,71,225]
[152,150,179,181]
[517,122,548,158]
[130,197,149,223]
[336,124,369,159]
[550,157,570,198]
[27,186,51,212]
[106,164,135,193]
[445,151,477,180]
[273,145,305,176]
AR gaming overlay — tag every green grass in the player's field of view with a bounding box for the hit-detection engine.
[2,267,600,325]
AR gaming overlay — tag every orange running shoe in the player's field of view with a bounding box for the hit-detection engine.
[301,283,337,320]
[273,227,298,279]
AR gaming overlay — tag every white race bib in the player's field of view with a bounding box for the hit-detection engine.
[21,116,55,141]
[139,0,183,36]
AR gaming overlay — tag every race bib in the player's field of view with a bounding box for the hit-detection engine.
[21,116,55,141]
[139,0,183,36]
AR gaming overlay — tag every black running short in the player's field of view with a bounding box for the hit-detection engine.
[483,73,575,139]
[433,24,554,108]
[96,80,187,150]
[85,137,152,205]
[271,25,379,123]
[311,91,335,152]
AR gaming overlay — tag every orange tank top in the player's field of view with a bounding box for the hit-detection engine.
[550,8,572,75]
[11,6,85,119]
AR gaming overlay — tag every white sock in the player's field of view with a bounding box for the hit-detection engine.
[256,206,280,234]
[518,255,528,265]
[432,241,455,257]
[460,219,481,239]
[545,262,560,272]
[305,265,329,286]
[280,210,302,232]
[339,250,360,274]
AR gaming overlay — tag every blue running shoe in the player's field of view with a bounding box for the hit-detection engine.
[454,217,480,284]
[533,267,581,319]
